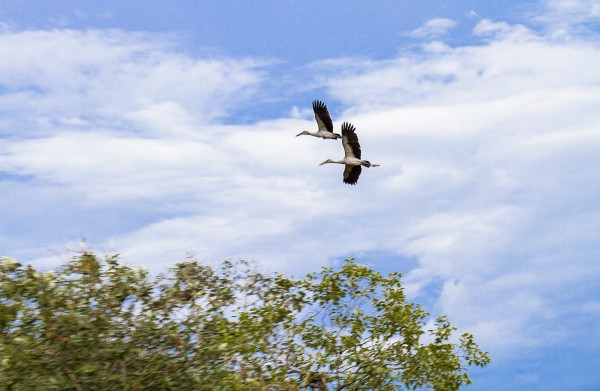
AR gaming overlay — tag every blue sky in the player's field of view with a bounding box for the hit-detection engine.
[1,1,600,389]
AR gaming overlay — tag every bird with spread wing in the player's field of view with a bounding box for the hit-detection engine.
[319,122,380,185]
[296,100,341,140]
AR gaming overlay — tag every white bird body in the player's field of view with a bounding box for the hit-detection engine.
[319,122,380,185]
[298,130,340,139]
[296,100,341,140]
[319,156,366,166]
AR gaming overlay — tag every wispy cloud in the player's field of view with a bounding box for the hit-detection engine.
[411,18,457,38]
[531,0,600,39]
[472,19,531,38]
[540,0,600,21]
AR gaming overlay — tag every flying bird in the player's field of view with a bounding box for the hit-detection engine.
[319,122,380,185]
[296,100,341,139]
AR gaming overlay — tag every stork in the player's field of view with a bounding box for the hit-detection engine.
[296,100,341,139]
[319,122,380,185]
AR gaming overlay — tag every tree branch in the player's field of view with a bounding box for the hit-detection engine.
[65,368,85,391]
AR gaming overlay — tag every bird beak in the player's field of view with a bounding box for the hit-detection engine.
[371,164,381,167]
[319,161,328,166]
[295,132,303,137]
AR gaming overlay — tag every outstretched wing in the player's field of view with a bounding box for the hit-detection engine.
[341,122,361,159]
[343,165,361,185]
[312,100,334,133]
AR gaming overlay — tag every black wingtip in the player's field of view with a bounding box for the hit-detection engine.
[312,100,326,110]
[341,121,356,133]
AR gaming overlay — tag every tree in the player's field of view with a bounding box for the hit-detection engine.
[0,252,489,390]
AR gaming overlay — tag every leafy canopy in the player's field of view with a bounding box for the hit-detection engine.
[0,253,489,390]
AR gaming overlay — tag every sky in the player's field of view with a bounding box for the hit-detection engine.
[1,0,600,389]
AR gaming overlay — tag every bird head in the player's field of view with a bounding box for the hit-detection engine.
[319,159,335,166]
[296,131,310,137]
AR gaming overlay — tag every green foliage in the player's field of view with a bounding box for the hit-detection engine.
[0,253,489,390]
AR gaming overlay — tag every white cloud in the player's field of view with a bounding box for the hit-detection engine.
[0,131,230,202]
[0,28,264,138]
[543,0,600,18]
[411,18,457,38]
[533,0,600,36]
[306,20,600,353]
[473,19,531,38]
[315,26,600,111]
[467,10,480,18]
